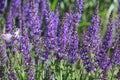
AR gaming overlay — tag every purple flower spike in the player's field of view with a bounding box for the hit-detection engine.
[112,1,120,65]
[57,13,72,60]
[38,0,46,26]
[0,40,8,78]
[74,0,84,24]
[5,6,13,33]
[0,0,6,13]
[0,43,7,69]
[74,0,84,15]
[10,0,21,17]
[21,18,35,80]
[5,0,21,33]
[9,58,18,80]
[80,31,93,72]
[80,3,101,71]
[68,14,80,64]
[45,3,59,51]
[97,11,114,71]
[88,3,102,70]
[20,1,35,79]
[43,2,59,60]
[29,1,41,35]
[102,12,114,53]
[22,0,30,28]
[21,22,35,80]
[29,1,42,53]
[87,3,101,52]
[68,0,84,64]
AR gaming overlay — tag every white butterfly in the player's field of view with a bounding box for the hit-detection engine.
[1,33,12,42]
[0,29,20,42]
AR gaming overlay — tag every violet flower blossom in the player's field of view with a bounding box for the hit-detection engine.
[0,0,6,13]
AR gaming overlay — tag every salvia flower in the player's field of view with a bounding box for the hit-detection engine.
[112,1,120,65]
[21,1,35,79]
[80,31,93,72]
[102,13,114,53]
[74,0,84,17]
[28,0,42,48]
[68,29,79,64]
[20,33,31,70]
[86,3,101,52]
[5,0,21,33]
[0,39,8,78]
[29,1,41,35]
[10,0,21,18]
[34,0,47,61]
[88,3,102,70]
[45,3,59,53]
[97,11,114,71]
[20,20,35,80]
[29,0,42,54]
[0,0,6,13]
[27,66,35,80]
[112,35,120,65]
[79,3,101,71]
[5,5,13,33]
[22,0,31,28]
[9,57,18,80]
[28,1,44,65]
[43,2,59,61]
[38,0,46,27]
[68,13,80,64]
[57,13,72,60]
[68,0,84,63]
[21,27,35,79]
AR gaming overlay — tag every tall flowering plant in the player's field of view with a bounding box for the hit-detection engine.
[0,0,120,80]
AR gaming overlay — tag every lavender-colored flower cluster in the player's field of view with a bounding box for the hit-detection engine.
[1,0,120,79]
[0,0,6,13]
[112,0,120,66]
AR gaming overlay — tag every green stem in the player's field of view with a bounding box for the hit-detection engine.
[43,70,44,79]
[60,61,62,80]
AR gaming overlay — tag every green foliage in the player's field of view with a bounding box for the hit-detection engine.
[7,53,118,80]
